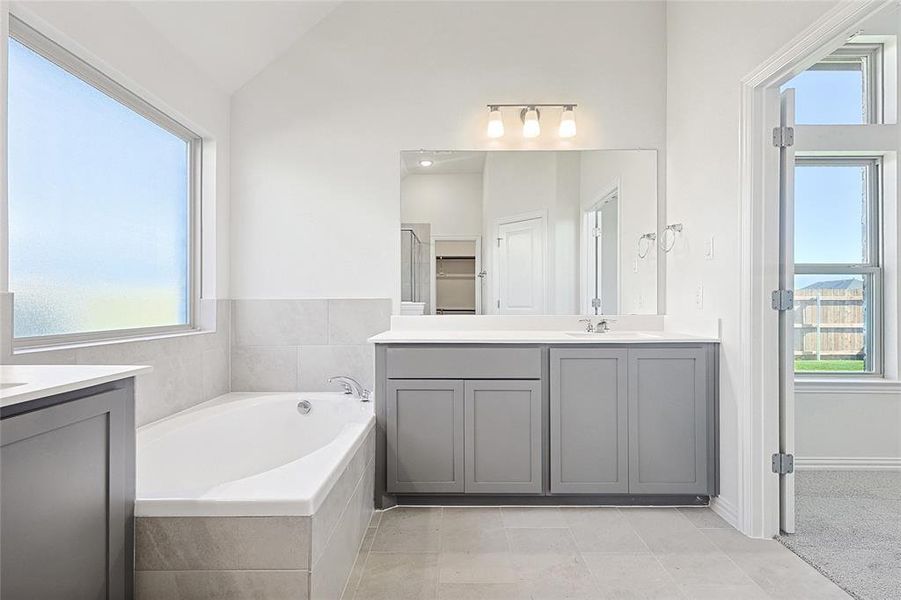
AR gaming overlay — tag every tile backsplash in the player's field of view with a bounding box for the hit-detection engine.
[230,299,391,394]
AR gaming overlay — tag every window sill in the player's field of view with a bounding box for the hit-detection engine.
[795,377,901,396]
[12,328,216,356]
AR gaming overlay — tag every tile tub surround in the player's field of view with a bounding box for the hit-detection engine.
[341,506,850,600]
[231,298,391,393]
[0,297,231,426]
[135,428,375,600]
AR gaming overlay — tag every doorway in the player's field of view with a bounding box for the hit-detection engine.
[493,211,547,315]
[431,236,482,315]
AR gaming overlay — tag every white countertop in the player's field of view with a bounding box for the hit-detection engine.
[368,329,720,344]
[1,364,152,409]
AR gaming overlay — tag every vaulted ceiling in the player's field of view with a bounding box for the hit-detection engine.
[130,1,339,94]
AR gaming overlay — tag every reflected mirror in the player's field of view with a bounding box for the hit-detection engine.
[400,150,658,315]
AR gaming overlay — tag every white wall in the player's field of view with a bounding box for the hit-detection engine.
[400,173,482,238]
[230,1,667,306]
[665,0,841,525]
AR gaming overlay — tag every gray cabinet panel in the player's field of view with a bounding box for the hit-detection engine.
[1,386,133,600]
[386,346,541,379]
[628,348,709,494]
[386,380,464,493]
[550,348,628,494]
[464,380,542,494]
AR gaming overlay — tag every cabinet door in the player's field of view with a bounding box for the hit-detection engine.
[550,348,628,494]
[387,380,464,493]
[464,380,542,494]
[1,387,132,600]
[628,348,709,494]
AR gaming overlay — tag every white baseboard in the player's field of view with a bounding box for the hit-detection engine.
[795,456,901,470]
[709,495,739,528]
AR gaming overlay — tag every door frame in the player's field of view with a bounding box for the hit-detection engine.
[737,0,891,538]
[493,209,548,314]
[430,235,483,315]
[580,181,622,315]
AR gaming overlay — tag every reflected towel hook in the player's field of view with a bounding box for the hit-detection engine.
[638,232,656,259]
[660,223,683,253]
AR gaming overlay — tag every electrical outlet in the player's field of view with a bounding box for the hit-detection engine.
[695,284,704,310]
[704,236,715,260]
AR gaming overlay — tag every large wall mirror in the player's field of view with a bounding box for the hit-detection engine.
[399,150,658,316]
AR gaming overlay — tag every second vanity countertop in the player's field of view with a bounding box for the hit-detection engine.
[369,329,720,344]
[1,364,152,410]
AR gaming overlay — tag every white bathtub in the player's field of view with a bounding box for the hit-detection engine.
[135,392,375,517]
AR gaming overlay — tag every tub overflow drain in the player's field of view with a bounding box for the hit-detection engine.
[297,400,312,415]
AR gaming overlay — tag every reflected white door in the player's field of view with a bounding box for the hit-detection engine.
[778,87,796,534]
[496,215,545,314]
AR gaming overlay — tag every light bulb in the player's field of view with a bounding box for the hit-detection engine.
[418,159,433,167]
[559,106,577,138]
[486,107,505,138]
[522,107,540,138]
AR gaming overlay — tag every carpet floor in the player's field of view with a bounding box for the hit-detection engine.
[778,470,901,600]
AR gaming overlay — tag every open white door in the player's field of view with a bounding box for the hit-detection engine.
[777,87,796,534]
[495,214,545,314]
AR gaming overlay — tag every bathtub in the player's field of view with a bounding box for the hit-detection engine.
[134,392,376,600]
[136,391,375,517]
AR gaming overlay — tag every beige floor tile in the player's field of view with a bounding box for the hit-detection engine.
[506,527,579,554]
[513,553,600,600]
[656,552,755,586]
[354,552,438,600]
[378,507,442,530]
[437,582,529,600]
[442,507,504,530]
[370,523,441,552]
[595,580,687,600]
[582,552,671,583]
[633,527,721,555]
[501,506,566,528]
[677,508,732,530]
[563,508,649,553]
[441,526,509,553]
[438,552,517,583]
[679,583,770,600]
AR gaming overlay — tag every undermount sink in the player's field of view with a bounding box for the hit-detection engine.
[564,331,659,339]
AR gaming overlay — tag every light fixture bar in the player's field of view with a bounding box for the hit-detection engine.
[485,103,578,108]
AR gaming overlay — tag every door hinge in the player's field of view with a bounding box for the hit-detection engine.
[592,227,602,238]
[591,298,602,309]
[771,289,794,311]
[772,126,794,148]
[497,237,502,248]
[772,453,794,475]
[496,300,500,309]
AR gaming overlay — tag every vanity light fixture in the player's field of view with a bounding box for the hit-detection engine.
[484,104,578,139]
[559,105,577,138]
[521,107,541,138]
[486,106,505,138]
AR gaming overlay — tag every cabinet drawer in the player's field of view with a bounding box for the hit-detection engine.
[386,346,541,379]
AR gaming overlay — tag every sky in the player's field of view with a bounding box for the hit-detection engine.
[7,38,190,337]
[783,67,870,286]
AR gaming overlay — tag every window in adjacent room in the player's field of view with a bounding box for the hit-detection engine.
[793,158,882,374]
[784,44,883,124]
[7,17,201,345]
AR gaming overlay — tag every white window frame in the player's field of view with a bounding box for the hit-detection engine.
[794,156,883,376]
[8,16,203,349]
[802,43,884,124]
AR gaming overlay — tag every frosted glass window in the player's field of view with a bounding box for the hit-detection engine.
[8,34,194,339]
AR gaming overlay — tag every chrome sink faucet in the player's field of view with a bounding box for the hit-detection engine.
[328,376,372,402]
[577,317,613,333]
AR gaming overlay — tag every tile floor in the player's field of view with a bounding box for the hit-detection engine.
[341,506,850,600]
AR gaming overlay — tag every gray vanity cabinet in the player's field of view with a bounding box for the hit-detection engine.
[464,380,542,494]
[1,381,135,600]
[550,348,628,494]
[628,347,711,495]
[386,379,465,493]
